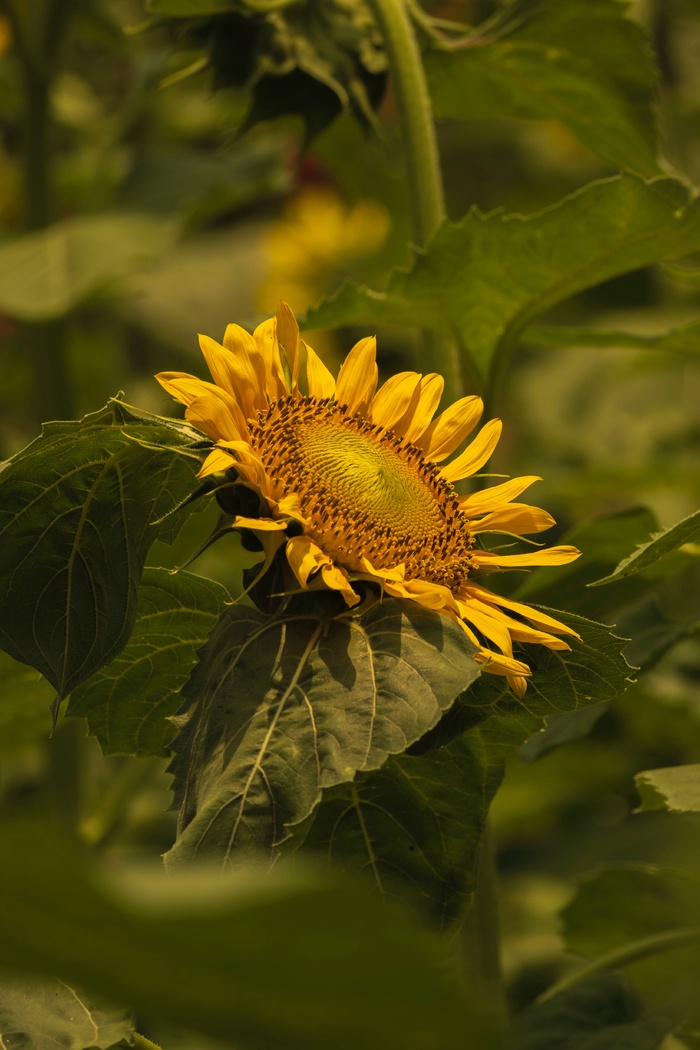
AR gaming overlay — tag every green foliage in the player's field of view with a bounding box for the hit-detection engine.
[0,976,133,1050]
[0,401,202,701]
[67,568,229,756]
[523,319,700,356]
[0,820,494,1050]
[306,174,700,380]
[518,974,676,1050]
[0,216,177,321]
[635,766,700,813]
[591,509,700,586]
[166,598,481,867]
[425,0,660,176]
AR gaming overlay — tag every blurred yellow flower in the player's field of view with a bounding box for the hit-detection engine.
[157,303,580,696]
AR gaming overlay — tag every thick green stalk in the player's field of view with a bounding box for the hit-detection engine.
[366,0,466,397]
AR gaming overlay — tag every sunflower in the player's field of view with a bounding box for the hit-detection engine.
[156,302,580,696]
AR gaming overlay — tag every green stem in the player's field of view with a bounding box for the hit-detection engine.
[537,926,700,1005]
[459,821,508,1023]
[367,0,466,396]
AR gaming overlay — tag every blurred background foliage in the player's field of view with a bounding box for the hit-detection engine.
[1,0,700,1045]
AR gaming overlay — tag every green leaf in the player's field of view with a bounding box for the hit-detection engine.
[615,559,700,671]
[523,317,700,356]
[590,509,700,586]
[561,865,700,957]
[0,651,55,754]
[0,975,132,1050]
[305,174,700,379]
[0,401,203,701]
[0,215,177,321]
[519,973,676,1050]
[166,598,481,867]
[518,703,609,763]
[635,765,700,813]
[0,820,493,1050]
[302,710,534,931]
[148,0,237,12]
[67,568,229,756]
[426,0,660,176]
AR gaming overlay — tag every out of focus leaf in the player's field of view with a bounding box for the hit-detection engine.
[302,710,534,931]
[590,510,700,586]
[0,820,492,1050]
[306,174,700,379]
[519,973,675,1050]
[0,976,132,1050]
[635,765,700,813]
[561,865,700,957]
[523,318,700,356]
[0,215,177,321]
[0,652,55,754]
[519,703,609,763]
[68,568,229,756]
[426,0,660,176]
[0,401,202,700]
[616,559,700,671]
[166,598,481,868]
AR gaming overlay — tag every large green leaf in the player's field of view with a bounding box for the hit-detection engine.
[523,317,700,356]
[0,820,492,1050]
[0,215,177,321]
[0,651,55,754]
[166,598,481,868]
[561,865,700,958]
[0,401,203,701]
[591,509,700,586]
[68,568,229,756]
[426,0,659,176]
[635,765,700,814]
[0,976,132,1050]
[305,174,700,379]
[302,710,534,931]
[615,559,700,671]
[519,974,675,1050]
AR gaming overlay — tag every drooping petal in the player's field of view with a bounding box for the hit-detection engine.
[401,373,444,444]
[465,584,580,639]
[184,390,249,443]
[286,535,359,606]
[417,395,483,462]
[334,336,378,413]
[305,341,336,399]
[459,476,542,514]
[197,447,236,477]
[439,419,503,483]
[155,371,216,407]
[233,515,288,531]
[369,371,422,432]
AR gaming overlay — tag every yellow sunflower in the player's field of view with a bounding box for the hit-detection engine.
[156,302,580,697]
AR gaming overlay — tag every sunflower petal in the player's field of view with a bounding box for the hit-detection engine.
[305,340,335,399]
[473,544,580,569]
[369,371,422,431]
[220,325,267,416]
[335,336,378,413]
[253,317,287,401]
[401,373,444,444]
[417,395,483,462]
[197,447,235,477]
[459,476,542,514]
[471,504,556,535]
[276,300,301,393]
[439,419,503,483]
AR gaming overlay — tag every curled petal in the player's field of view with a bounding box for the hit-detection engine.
[440,419,503,483]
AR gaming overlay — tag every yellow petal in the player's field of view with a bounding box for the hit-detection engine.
[286,535,328,587]
[439,419,503,483]
[253,317,287,401]
[335,336,378,413]
[197,334,240,398]
[401,373,444,444]
[276,300,301,393]
[417,395,483,462]
[304,340,335,399]
[184,390,249,443]
[459,476,542,514]
[197,447,236,477]
[156,371,216,407]
[369,371,422,431]
[473,648,530,678]
[471,504,556,535]
[472,544,580,569]
[232,516,288,531]
[219,326,267,416]
[319,563,361,607]
[465,584,580,638]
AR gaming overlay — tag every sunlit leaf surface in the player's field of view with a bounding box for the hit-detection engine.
[68,568,229,756]
[0,976,132,1050]
[166,598,481,867]
[306,175,700,379]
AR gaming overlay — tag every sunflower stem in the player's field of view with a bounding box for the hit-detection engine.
[367,0,465,397]
[459,821,508,1025]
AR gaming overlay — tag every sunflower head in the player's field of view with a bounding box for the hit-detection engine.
[156,301,580,696]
